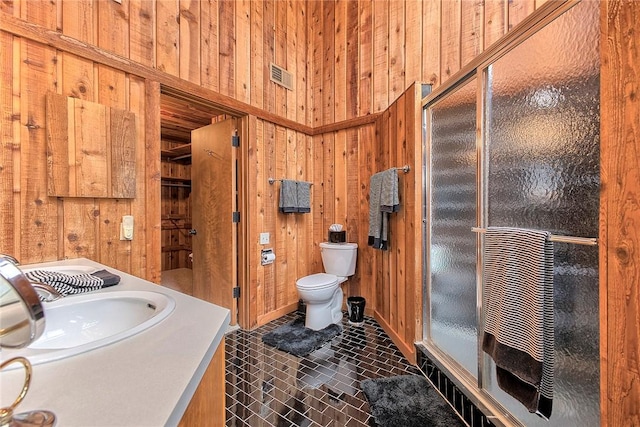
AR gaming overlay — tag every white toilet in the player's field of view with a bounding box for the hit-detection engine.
[296,242,358,330]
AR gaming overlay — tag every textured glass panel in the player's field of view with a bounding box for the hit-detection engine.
[485,1,599,426]
[429,77,478,377]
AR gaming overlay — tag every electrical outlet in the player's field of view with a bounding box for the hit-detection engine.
[259,232,270,245]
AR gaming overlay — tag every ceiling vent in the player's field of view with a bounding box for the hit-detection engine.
[269,63,294,91]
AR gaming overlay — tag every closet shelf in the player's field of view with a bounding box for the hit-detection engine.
[161,245,192,253]
[161,144,191,162]
[162,214,190,220]
[161,176,191,187]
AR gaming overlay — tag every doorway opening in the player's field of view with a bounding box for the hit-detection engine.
[159,87,245,327]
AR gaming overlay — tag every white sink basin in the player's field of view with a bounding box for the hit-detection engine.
[0,290,175,366]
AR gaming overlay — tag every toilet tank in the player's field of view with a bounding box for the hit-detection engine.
[319,242,358,277]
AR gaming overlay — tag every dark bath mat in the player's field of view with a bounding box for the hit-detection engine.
[261,317,342,357]
[361,374,466,427]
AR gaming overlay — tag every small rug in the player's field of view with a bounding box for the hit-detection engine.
[361,374,465,427]
[261,318,342,357]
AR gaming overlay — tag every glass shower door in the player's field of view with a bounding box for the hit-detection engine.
[427,77,478,378]
[483,1,600,425]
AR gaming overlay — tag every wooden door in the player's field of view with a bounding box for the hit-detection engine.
[191,118,238,325]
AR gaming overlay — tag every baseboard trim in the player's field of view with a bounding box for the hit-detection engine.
[256,302,299,327]
[374,310,416,364]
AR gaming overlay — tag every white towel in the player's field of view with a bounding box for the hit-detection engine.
[481,226,554,419]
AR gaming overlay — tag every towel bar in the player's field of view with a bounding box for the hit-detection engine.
[268,178,313,185]
[471,227,598,246]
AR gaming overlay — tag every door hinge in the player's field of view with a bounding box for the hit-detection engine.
[232,211,240,223]
[233,287,240,298]
[231,134,240,147]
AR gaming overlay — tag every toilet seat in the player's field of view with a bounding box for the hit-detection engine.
[296,273,338,290]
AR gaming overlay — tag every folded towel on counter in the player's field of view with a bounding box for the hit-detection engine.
[296,181,312,213]
[368,169,400,250]
[25,269,121,298]
[481,227,554,419]
[279,179,298,213]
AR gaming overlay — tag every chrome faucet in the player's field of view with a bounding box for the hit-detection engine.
[30,281,63,302]
[0,254,20,266]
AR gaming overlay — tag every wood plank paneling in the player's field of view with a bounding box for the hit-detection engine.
[441,0,462,82]
[4,3,638,424]
[250,0,263,110]
[333,0,347,123]
[600,1,640,425]
[156,0,179,76]
[179,0,201,85]
[98,0,129,57]
[372,0,388,113]
[388,1,404,102]
[485,0,507,49]
[235,0,250,104]
[218,0,235,98]
[129,0,155,67]
[358,0,372,117]
[19,41,58,262]
[461,0,484,66]
[62,0,95,44]
[200,0,219,92]
[422,0,441,86]
[0,31,15,256]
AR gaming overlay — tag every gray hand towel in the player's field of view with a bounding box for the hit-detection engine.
[368,172,385,249]
[296,181,311,213]
[279,179,298,213]
[368,169,401,250]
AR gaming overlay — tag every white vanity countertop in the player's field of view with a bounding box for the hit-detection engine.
[0,258,230,427]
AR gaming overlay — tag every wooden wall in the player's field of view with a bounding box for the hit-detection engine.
[0,0,311,287]
[1,0,639,424]
[309,0,548,126]
[0,21,155,280]
[371,84,424,362]
[600,1,640,425]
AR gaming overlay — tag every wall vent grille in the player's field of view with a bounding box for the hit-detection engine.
[269,63,294,91]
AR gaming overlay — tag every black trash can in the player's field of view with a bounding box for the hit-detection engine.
[347,296,366,325]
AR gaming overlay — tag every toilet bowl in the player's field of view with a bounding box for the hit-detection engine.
[296,273,345,330]
[296,242,358,330]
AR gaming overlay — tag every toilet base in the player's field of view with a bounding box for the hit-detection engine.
[303,287,344,331]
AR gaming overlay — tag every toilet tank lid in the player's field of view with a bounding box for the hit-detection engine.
[320,242,358,250]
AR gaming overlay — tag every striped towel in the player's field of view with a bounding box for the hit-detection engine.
[25,269,121,299]
[481,227,554,419]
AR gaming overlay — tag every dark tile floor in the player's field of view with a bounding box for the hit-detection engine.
[224,311,423,427]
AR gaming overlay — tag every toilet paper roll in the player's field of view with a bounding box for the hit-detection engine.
[262,253,276,264]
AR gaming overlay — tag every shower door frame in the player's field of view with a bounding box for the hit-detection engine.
[420,1,592,426]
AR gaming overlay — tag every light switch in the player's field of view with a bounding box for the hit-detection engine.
[120,215,134,240]
[259,232,270,245]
